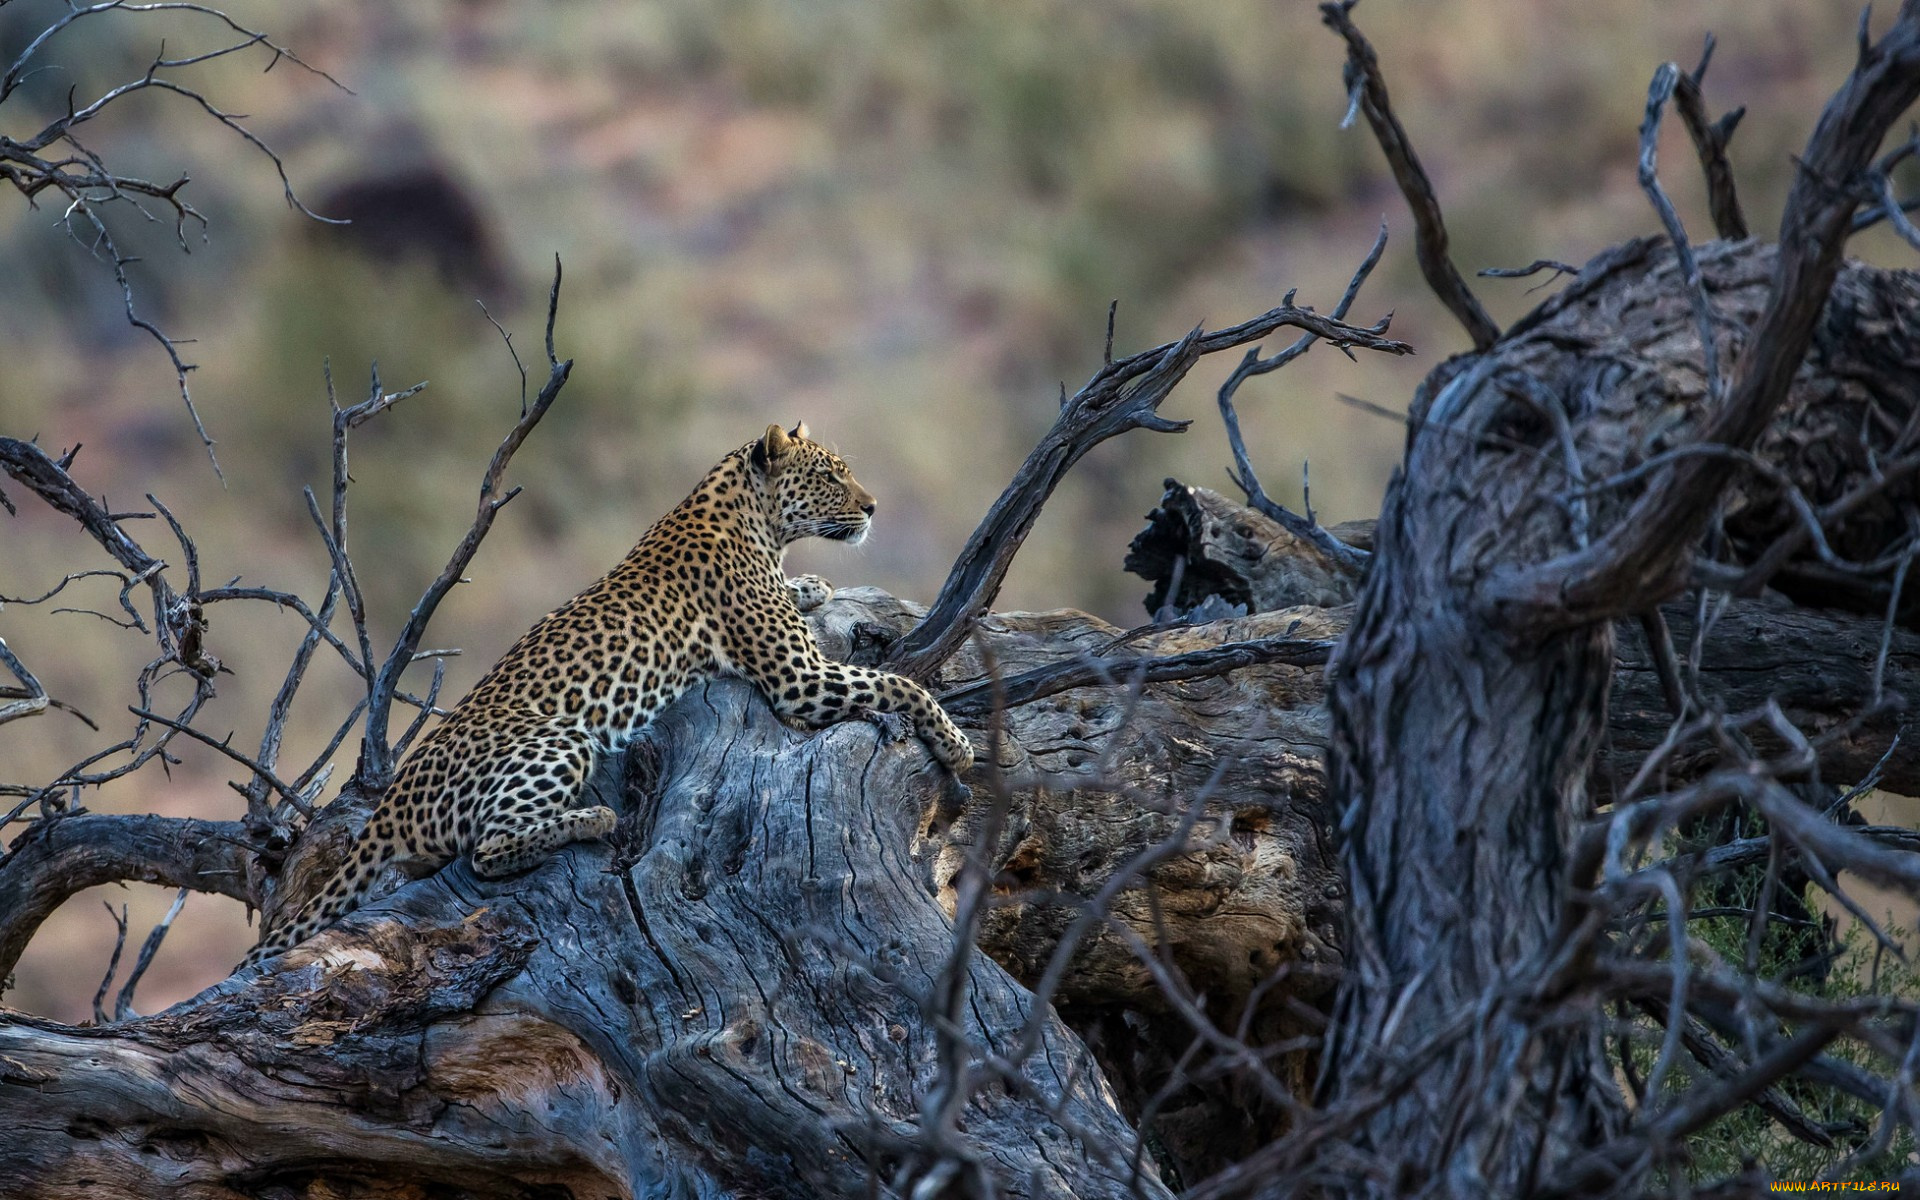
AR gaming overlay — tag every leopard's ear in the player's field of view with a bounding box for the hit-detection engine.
[788,421,810,441]
[753,423,793,471]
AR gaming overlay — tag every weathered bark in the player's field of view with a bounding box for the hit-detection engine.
[0,586,1358,1198]
[1128,482,1920,797]
[1331,476,1627,1193]
[1322,155,1920,1200]
[830,591,1346,1187]
[812,591,1343,1004]
[1,672,1165,1199]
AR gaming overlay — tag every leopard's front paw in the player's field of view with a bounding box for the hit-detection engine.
[787,573,834,613]
[918,711,975,776]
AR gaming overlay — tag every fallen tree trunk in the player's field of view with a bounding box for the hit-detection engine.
[1127,482,1920,797]
[7,22,1920,1195]
[1,672,1170,1199]
[6,555,1917,1196]
[0,583,1355,1199]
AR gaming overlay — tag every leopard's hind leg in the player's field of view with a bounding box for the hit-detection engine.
[469,724,618,878]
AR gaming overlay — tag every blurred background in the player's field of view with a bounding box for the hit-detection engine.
[1,0,1910,1020]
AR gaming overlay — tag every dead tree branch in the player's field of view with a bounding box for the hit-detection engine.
[886,280,1410,682]
[1487,7,1920,627]
[1640,60,1727,405]
[1320,0,1501,351]
[0,441,180,636]
[0,2,345,473]
[1130,483,1920,802]
[1673,35,1750,240]
[938,635,1333,718]
[107,887,188,1023]
[360,259,571,787]
[0,634,49,727]
[1853,125,1920,242]
[0,813,251,984]
[2,256,576,1004]
[1215,223,1385,576]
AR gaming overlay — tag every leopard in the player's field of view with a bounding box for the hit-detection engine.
[248,422,973,962]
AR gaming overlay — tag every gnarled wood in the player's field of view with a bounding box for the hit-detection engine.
[1123,482,1369,616]
[1126,481,1920,798]
[1322,10,1920,1185]
[0,815,253,985]
[1,670,1172,1200]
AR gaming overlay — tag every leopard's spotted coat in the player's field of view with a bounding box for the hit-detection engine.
[251,423,971,961]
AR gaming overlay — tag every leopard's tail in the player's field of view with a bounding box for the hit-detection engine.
[240,824,395,968]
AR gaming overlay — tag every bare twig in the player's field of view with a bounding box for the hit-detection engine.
[1478,259,1581,283]
[887,298,1408,681]
[201,584,365,679]
[1851,125,1920,240]
[291,699,365,798]
[1749,775,1920,898]
[1672,35,1751,240]
[1215,224,1387,575]
[0,439,177,633]
[1487,7,1920,628]
[91,902,129,1027]
[1320,0,1500,350]
[360,257,571,786]
[0,635,49,726]
[1542,1020,1848,1198]
[1639,61,1725,405]
[128,706,307,814]
[3,5,348,474]
[477,300,530,416]
[112,887,188,1022]
[394,656,449,759]
[244,577,344,825]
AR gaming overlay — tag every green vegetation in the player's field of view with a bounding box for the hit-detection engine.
[1630,881,1918,1183]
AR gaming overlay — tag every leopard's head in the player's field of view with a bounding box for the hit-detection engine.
[752,422,876,546]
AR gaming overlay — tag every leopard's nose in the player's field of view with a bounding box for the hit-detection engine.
[861,500,876,516]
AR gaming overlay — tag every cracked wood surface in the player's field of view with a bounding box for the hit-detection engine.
[1127,482,1920,798]
[2,671,1168,1199]
[6,572,1913,1194]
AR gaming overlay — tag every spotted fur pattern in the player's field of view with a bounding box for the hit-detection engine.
[250,423,972,962]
